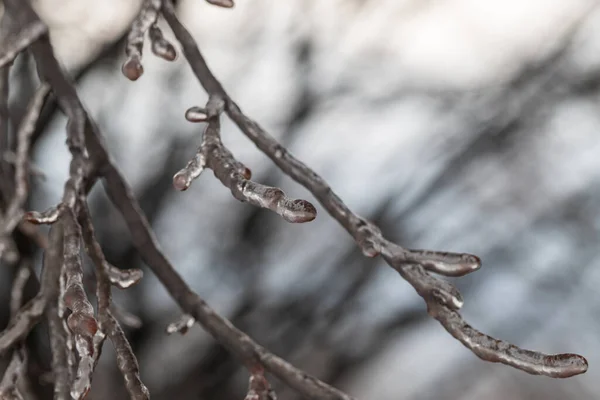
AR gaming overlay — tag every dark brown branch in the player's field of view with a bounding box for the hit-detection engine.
[3,3,152,398]
[149,23,177,62]
[0,19,47,68]
[174,97,317,223]
[0,296,46,355]
[0,1,588,399]
[122,0,162,80]
[94,140,355,399]
[43,222,71,400]
[105,311,150,400]
[0,66,10,206]
[0,261,32,400]
[0,347,26,400]
[227,78,586,379]
[0,218,66,357]
[9,262,32,318]
[78,200,149,399]
[0,83,51,258]
[161,0,587,379]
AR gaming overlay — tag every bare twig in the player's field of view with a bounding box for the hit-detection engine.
[0,348,26,400]
[160,0,587,379]
[105,311,150,400]
[61,209,98,341]
[0,223,64,359]
[0,1,590,400]
[43,222,71,400]
[149,23,177,62]
[0,83,51,258]
[0,19,47,68]
[9,262,32,318]
[61,209,99,400]
[0,261,33,400]
[174,96,317,223]
[96,144,355,398]
[0,296,46,355]
[78,200,149,399]
[0,66,10,206]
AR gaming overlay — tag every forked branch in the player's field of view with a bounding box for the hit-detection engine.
[159,0,587,379]
[0,1,590,400]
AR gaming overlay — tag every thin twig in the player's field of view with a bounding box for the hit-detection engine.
[0,84,51,258]
[0,65,10,206]
[174,96,317,223]
[96,149,355,398]
[0,261,33,400]
[160,0,587,379]
[43,222,71,400]
[0,1,588,400]
[78,200,149,399]
[0,19,47,68]
[0,221,65,357]
[122,0,162,80]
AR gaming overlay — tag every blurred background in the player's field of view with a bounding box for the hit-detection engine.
[2,0,600,399]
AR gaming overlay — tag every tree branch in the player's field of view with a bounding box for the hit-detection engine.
[160,0,587,379]
[0,1,590,400]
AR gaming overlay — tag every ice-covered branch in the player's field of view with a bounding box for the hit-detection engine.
[173,97,317,223]
[0,1,589,400]
[78,200,149,399]
[0,83,50,258]
[160,0,588,379]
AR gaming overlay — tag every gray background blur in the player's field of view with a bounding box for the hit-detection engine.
[3,0,600,399]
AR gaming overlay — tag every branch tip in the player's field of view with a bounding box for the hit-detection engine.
[149,25,178,62]
[206,0,235,8]
[185,106,209,122]
[122,57,144,81]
